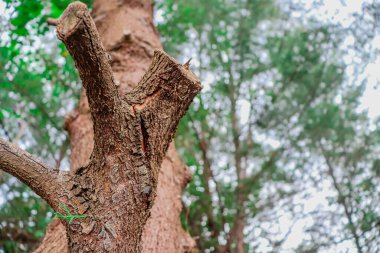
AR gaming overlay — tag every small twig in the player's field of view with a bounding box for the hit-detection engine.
[47,17,58,26]
[0,119,12,142]
[183,58,192,69]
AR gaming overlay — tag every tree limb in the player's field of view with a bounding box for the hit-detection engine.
[0,138,70,209]
[56,2,121,143]
[125,50,202,169]
[190,121,225,238]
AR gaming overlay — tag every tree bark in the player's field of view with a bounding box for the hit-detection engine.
[0,1,200,252]
[0,139,70,210]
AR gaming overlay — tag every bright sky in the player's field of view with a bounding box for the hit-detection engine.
[309,0,380,119]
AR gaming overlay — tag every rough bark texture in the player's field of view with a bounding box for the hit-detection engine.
[85,2,196,252]
[0,139,71,210]
[0,1,200,252]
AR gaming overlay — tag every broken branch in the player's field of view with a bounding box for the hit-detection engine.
[56,2,121,141]
[125,50,202,170]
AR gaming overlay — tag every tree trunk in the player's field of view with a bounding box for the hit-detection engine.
[1,1,199,252]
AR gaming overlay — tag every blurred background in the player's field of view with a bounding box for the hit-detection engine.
[0,0,379,252]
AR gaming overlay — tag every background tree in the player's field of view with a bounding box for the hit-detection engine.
[158,0,380,252]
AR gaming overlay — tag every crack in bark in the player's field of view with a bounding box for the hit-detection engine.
[139,115,148,155]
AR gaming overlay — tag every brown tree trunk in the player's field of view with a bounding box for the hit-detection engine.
[1,1,199,252]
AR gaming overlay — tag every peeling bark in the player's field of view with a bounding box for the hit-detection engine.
[0,1,201,252]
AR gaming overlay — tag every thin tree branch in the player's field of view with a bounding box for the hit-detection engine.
[47,17,58,26]
[318,140,363,253]
[193,131,218,235]
[189,120,226,237]
[54,137,69,169]
[0,138,71,210]
[0,119,12,142]
[10,79,61,130]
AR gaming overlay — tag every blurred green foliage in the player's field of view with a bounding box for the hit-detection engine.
[0,174,52,252]
[0,0,86,251]
[159,0,380,252]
